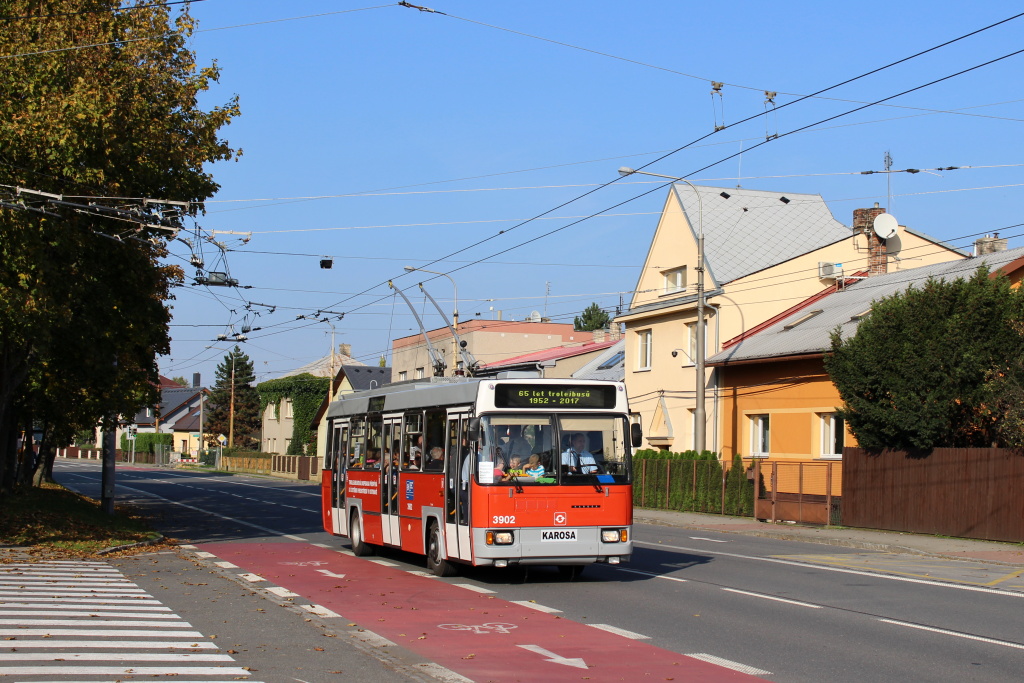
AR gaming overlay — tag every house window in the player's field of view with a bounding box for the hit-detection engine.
[269,403,278,419]
[662,267,687,294]
[415,367,425,379]
[821,413,845,459]
[637,330,652,370]
[750,415,770,457]
[285,400,293,419]
[398,371,408,381]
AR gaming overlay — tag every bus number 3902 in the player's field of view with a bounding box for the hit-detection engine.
[492,515,516,525]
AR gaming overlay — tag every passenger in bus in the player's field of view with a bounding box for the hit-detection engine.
[561,433,601,474]
[423,446,444,471]
[501,425,532,460]
[524,454,545,478]
[365,448,381,469]
[502,456,524,481]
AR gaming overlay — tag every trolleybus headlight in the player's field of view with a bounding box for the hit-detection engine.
[486,531,514,545]
[602,529,628,543]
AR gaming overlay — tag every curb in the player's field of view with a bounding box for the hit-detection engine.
[97,533,165,555]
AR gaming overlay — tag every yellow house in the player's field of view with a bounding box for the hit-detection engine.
[616,184,965,454]
[708,244,1024,473]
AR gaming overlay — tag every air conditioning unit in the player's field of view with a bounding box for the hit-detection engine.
[818,262,841,280]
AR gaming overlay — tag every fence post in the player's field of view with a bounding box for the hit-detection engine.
[825,461,833,526]
[720,459,727,515]
[665,459,671,509]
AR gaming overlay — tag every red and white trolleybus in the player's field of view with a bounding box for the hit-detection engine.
[321,377,641,576]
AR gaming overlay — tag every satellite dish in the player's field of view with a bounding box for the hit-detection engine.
[873,213,899,240]
[528,310,542,323]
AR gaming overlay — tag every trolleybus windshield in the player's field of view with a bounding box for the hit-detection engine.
[475,414,631,486]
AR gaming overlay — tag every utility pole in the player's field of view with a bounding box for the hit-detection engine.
[228,351,236,448]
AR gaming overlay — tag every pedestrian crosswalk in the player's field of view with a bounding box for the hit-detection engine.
[0,559,263,681]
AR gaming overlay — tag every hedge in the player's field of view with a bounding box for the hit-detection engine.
[633,449,756,516]
[119,432,172,454]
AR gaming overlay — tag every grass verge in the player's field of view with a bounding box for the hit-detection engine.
[0,481,170,559]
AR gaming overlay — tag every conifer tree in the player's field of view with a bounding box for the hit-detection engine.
[205,348,260,450]
[574,303,611,332]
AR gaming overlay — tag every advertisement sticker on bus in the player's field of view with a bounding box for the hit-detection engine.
[405,479,414,500]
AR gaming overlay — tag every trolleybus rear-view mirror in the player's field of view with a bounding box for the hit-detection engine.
[467,417,482,442]
[630,423,643,448]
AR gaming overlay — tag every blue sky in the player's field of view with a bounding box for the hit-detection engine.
[162,0,1024,385]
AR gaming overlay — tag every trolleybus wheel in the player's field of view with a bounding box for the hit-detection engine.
[558,565,585,581]
[349,514,374,557]
[426,522,458,577]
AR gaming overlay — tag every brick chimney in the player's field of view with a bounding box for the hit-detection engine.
[593,328,606,343]
[853,204,888,276]
[339,343,352,358]
[975,233,1008,256]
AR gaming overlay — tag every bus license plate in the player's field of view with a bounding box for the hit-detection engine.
[541,529,578,542]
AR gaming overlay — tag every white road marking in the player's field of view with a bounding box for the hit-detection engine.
[315,569,347,579]
[0,653,234,662]
[612,567,688,583]
[350,630,397,648]
[635,540,1024,597]
[407,571,436,578]
[721,588,822,608]
[0,629,204,637]
[2,666,252,676]
[239,573,266,582]
[214,561,239,568]
[510,600,562,613]
[879,619,1024,650]
[690,536,729,543]
[588,624,650,639]
[413,662,475,683]
[300,604,341,618]
[517,644,588,669]
[0,603,169,611]
[191,552,215,558]
[0,619,193,627]
[0,610,184,619]
[685,653,772,676]
[265,586,300,598]
[0,640,217,649]
[0,596,161,605]
[368,560,399,567]
[454,583,495,594]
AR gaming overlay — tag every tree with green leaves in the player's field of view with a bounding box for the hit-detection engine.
[574,302,611,332]
[205,347,260,450]
[170,376,190,388]
[0,1,240,493]
[825,266,1024,451]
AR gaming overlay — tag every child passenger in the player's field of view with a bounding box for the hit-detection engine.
[502,456,524,481]
[524,454,545,478]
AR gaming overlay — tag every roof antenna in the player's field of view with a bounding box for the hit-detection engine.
[884,150,894,212]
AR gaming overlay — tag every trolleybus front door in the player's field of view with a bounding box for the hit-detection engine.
[332,423,348,535]
[445,414,473,563]
[380,415,402,546]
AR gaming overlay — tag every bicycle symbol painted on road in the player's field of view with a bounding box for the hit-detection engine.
[280,561,329,566]
[438,622,518,635]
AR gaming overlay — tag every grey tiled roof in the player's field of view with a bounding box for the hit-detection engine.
[275,353,366,379]
[708,248,1024,364]
[672,184,851,286]
[344,366,391,391]
[571,340,625,381]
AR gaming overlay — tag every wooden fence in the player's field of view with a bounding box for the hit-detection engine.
[754,460,841,525]
[842,447,1024,542]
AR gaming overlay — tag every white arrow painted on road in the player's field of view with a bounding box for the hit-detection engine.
[316,569,347,579]
[517,644,588,669]
[689,536,728,543]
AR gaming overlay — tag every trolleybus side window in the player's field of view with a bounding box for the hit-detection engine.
[403,411,423,470]
[365,415,383,469]
[348,416,366,469]
[422,410,446,470]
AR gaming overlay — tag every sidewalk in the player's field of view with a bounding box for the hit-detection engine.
[634,508,1024,567]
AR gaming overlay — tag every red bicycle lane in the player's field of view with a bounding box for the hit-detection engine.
[200,541,761,683]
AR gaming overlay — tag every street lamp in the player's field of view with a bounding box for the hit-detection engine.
[404,266,459,332]
[618,167,707,453]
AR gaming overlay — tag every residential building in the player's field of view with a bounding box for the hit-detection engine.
[706,241,1024,466]
[571,338,626,382]
[476,329,621,378]
[260,344,363,455]
[310,364,392,466]
[120,375,208,456]
[391,319,598,380]
[616,184,966,453]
